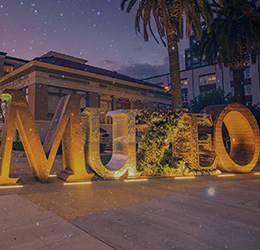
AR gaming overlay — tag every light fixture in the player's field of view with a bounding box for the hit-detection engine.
[217,174,235,177]
[174,176,195,180]
[63,182,92,186]
[0,185,24,189]
[48,174,57,178]
[124,179,148,182]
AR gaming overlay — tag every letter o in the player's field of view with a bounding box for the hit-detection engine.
[202,103,260,172]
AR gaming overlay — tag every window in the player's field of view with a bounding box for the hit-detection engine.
[244,84,252,96]
[116,98,131,109]
[231,69,251,81]
[153,102,158,108]
[199,74,216,85]
[76,91,88,110]
[62,88,74,95]
[158,103,166,109]
[23,87,28,101]
[230,71,234,81]
[244,68,251,79]
[181,79,188,88]
[100,95,113,124]
[185,50,192,69]
[47,86,88,115]
[48,95,60,114]
[4,64,14,74]
[208,74,216,84]
[193,55,200,68]
[199,76,207,85]
[182,92,188,102]
[48,86,60,94]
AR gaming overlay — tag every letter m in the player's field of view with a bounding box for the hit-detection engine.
[0,90,93,185]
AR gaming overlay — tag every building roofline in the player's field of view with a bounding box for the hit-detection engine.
[0,51,7,56]
[5,56,29,63]
[40,51,88,64]
[141,73,170,80]
[34,56,165,90]
[141,63,225,81]
[0,61,169,96]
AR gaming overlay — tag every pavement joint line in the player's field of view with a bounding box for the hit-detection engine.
[63,182,92,186]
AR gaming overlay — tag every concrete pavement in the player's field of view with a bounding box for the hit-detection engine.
[0,195,112,250]
[0,157,260,249]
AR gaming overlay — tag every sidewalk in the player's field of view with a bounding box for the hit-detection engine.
[0,195,112,250]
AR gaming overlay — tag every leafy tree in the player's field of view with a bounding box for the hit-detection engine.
[121,0,212,111]
[196,0,260,104]
[190,88,234,113]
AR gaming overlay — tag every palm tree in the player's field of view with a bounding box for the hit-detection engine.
[196,0,260,104]
[121,0,212,111]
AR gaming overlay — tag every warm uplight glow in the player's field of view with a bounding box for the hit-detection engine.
[124,179,148,182]
[63,182,92,186]
[217,174,235,177]
[0,185,24,189]
[175,176,195,180]
[253,172,260,175]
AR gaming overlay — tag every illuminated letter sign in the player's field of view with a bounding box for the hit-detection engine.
[81,108,140,179]
[0,90,93,185]
[0,90,259,185]
[172,113,218,176]
[203,103,260,172]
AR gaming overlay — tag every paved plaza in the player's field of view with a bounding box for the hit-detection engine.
[0,157,260,249]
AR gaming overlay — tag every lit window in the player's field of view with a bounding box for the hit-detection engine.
[181,79,188,88]
[244,68,251,79]
[4,64,14,73]
[208,75,216,84]
[199,74,216,85]
[164,85,170,92]
[244,84,252,96]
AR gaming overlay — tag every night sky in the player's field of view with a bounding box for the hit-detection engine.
[0,0,169,79]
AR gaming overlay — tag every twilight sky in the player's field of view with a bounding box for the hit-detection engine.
[0,0,169,79]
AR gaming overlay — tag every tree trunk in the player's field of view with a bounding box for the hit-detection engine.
[233,69,245,104]
[166,26,183,111]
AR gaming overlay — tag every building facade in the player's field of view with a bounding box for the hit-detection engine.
[144,36,260,108]
[0,51,171,140]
